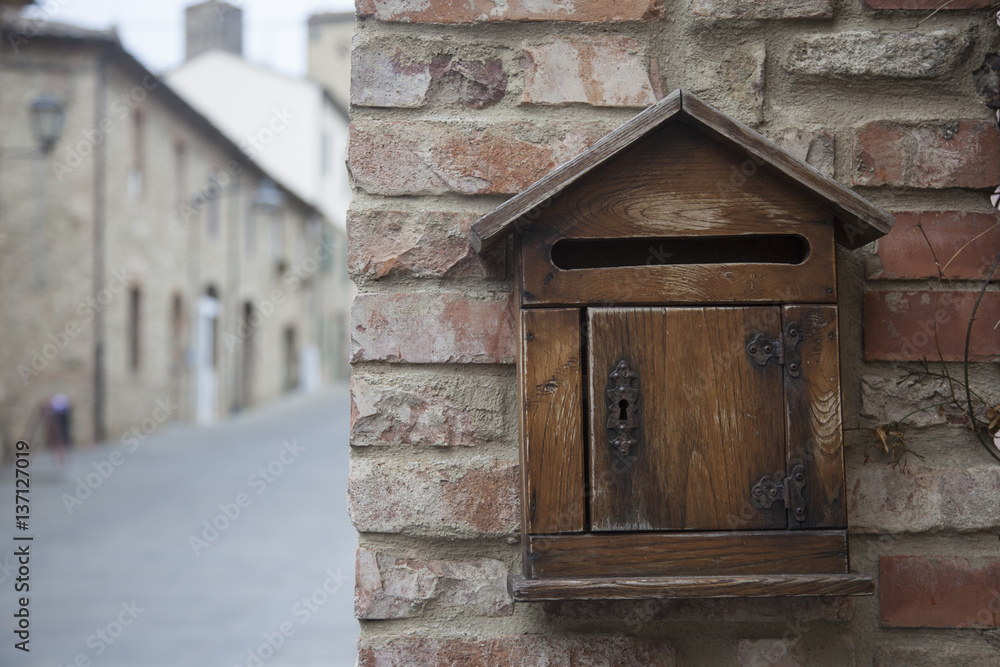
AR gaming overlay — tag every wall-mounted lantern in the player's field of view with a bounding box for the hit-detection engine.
[30,94,65,154]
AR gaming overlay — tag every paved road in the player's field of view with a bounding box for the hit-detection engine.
[0,384,358,667]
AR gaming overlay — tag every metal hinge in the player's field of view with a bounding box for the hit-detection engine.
[750,464,807,522]
[746,321,803,378]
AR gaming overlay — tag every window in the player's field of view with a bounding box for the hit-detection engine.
[283,326,298,391]
[207,188,220,238]
[128,286,141,372]
[127,111,144,201]
[174,140,186,215]
[271,216,284,262]
[245,210,257,255]
[171,292,184,365]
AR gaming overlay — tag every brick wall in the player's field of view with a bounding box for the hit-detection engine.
[347,1,1000,664]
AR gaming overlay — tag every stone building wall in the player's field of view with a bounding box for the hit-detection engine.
[0,24,349,448]
[0,39,100,447]
[347,1,1000,664]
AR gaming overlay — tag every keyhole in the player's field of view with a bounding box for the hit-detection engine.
[618,399,629,421]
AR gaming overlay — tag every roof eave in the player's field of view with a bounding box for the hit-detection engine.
[469,89,893,253]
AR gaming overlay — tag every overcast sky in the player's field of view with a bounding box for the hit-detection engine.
[23,0,354,76]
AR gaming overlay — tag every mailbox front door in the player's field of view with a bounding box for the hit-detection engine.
[588,305,843,532]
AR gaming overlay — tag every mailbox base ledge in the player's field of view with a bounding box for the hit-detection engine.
[509,573,874,601]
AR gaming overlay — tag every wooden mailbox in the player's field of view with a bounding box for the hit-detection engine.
[469,90,894,601]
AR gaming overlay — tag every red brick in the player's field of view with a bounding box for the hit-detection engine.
[849,464,1000,533]
[521,36,656,108]
[355,0,663,22]
[870,211,1000,281]
[852,121,1000,189]
[864,0,990,8]
[355,548,512,619]
[357,635,676,666]
[351,292,515,364]
[863,290,1000,361]
[692,0,831,19]
[880,556,1000,628]
[350,370,514,447]
[347,211,505,281]
[348,458,520,537]
[347,121,613,196]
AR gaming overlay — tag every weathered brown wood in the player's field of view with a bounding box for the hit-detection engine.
[520,308,585,534]
[527,531,848,578]
[518,124,838,306]
[469,90,682,253]
[783,305,846,529]
[514,244,530,574]
[509,573,876,600]
[678,92,893,250]
[470,89,892,253]
[588,307,786,531]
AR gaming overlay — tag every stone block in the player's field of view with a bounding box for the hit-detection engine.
[355,547,513,619]
[347,210,505,281]
[849,463,1000,533]
[352,43,507,109]
[351,292,515,364]
[692,0,831,19]
[521,36,656,108]
[874,645,1000,666]
[774,128,835,177]
[348,121,614,196]
[786,31,971,79]
[355,0,664,22]
[348,457,519,537]
[350,369,515,447]
[357,634,676,666]
[860,375,969,428]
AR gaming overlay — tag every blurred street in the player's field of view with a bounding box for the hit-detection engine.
[0,384,357,667]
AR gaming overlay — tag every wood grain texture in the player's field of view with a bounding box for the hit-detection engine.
[783,305,846,528]
[518,123,837,306]
[678,92,893,250]
[520,308,585,534]
[527,531,849,578]
[509,573,875,600]
[588,307,786,531]
[470,90,682,253]
[470,89,892,253]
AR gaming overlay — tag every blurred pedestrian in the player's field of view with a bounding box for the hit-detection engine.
[23,394,71,465]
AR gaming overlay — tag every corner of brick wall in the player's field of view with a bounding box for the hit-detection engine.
[348,0,1000,663]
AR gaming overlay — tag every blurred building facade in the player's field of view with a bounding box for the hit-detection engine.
[305,12,353,110]
[185,0,242,62]
[170,0,353,384]
[0,14,349,450]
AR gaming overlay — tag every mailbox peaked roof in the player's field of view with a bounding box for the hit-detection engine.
[469,89,893,252]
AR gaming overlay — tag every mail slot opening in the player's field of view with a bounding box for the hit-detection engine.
[550,235,810,270]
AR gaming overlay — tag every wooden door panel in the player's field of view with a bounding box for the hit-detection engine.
[589,307,786,531]
[783,305,846,528]
[520,308,586,534]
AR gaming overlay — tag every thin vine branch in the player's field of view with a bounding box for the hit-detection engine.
[963,243,1000,463]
